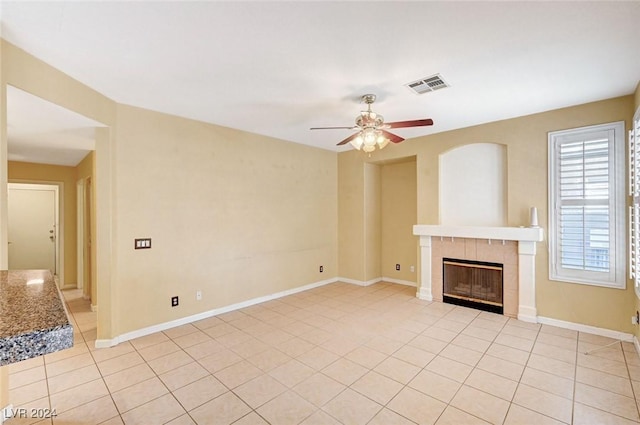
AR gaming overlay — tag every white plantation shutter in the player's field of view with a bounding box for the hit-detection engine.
[558,136,610,273]
[549,122,625,288]
[630,109,640,296]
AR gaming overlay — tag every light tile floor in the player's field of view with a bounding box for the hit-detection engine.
[5,282,640,424]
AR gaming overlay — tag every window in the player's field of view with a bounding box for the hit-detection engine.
[549,122,625,288]
[629,109,640,297]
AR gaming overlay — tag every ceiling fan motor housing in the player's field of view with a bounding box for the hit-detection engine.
[356,94,384,129]
[361,94,376,104]
[355,113,384,129]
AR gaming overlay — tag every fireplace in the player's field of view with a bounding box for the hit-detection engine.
[413,225,543,322]
[443,257,504,314]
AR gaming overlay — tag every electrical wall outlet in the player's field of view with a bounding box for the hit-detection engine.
[134,238,152,249]
[319,265,323,273]
[396,264,400,271]
[171,296,179,307]
[196,290,202,301]
[410,265,415,273]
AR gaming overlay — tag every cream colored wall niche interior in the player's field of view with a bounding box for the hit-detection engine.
[433,143,513,314]
[364,163,382,282]
[439,143,507,226]
[381,158,417,284]
[337,155,418,286]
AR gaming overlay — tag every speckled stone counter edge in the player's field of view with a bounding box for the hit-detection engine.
[0,270,74,367]
[0,325,73,366]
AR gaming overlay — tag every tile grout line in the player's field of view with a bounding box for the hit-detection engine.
[572,331,581,425]
[622,345,640,421]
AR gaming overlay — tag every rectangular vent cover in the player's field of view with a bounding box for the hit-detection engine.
[406,74,449,95]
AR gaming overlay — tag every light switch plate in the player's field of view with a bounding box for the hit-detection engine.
[134,238,152,249]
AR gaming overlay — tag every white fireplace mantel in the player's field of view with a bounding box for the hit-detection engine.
[413,225,543,242]
[413,225,544,323]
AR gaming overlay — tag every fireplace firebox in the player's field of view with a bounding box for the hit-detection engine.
[443,257,503,314]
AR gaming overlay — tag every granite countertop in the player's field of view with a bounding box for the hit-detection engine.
[0,270,73,366]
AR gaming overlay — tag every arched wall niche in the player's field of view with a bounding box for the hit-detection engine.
[438,142,507,226]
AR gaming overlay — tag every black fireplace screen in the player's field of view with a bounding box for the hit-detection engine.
[443,258,503,314]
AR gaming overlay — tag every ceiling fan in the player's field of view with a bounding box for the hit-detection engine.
[311,94,434,153]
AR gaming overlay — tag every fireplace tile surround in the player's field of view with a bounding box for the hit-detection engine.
[435,239,516,316]
[413,225,544,323]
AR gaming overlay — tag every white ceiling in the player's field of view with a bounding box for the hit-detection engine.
[1,1,639,163]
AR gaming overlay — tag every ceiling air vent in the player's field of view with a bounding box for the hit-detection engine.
[406,74,449,95]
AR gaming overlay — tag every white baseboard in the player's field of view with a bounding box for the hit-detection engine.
[338,277,382,287]
[537,316,634,342]
[95,277,339,349]
[381,277,417,287]
[336,277,416,287]
[1,405,13,424]
[517,313,538,324]
[417,286,433,301]
[517,305,538,324]
[95,339,117,349]
[634,336,640,358]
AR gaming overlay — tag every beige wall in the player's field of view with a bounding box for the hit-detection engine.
[337,155,384,283]
[8,161,79,286]
[338,152,365,281]
[339,95,636,333]
[381,159,418,283]
[364,163,381,282]
[112,104,337,334]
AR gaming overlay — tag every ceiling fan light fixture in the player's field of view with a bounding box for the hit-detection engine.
[350,135,364,150]
[377,135,389,149]
[363,129,377,146]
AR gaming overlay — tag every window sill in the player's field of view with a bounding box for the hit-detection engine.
[549,274,625,290]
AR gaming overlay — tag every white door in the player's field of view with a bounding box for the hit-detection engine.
[8,184,58,272]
